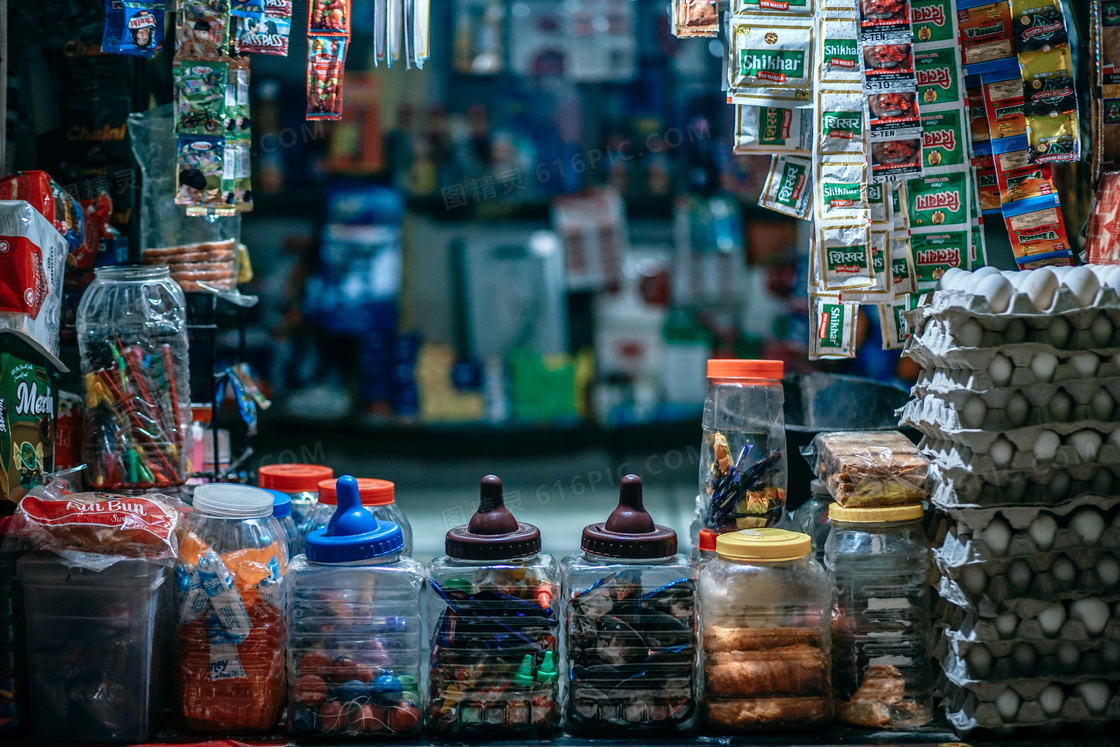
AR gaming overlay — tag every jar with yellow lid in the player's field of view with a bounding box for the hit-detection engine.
[824,504,932,730]
[698,528,833,731]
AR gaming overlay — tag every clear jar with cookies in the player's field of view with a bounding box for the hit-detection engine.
[698,528,833,731]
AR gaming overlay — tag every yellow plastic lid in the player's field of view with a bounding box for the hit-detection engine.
[828,504,924,523]
[715,528,811,561]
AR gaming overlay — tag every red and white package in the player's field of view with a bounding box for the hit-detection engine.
[0,200,67,358]
[1086,171,1120,265]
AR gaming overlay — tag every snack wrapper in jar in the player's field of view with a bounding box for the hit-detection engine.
[809,292,858,360]
[197,548,253,642]
[306,36,347,120]
[817,223,874,291]
[759,154,813,219]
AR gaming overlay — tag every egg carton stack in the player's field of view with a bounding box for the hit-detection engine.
[901,264,1120,736]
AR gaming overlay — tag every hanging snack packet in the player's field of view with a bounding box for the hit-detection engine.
[861,42,917,94]
[1003,199,1071,261]
[818,223,874,290]
[966,78,992,149]
[388,0,403,64]
[1009,0,1067,52]
[411,0,431,68]
[102,1,165,57]
[868,182,889,224]
[958,0,1017,72]
[857,0,911,44]
[735,104,812,154]
[174,61,228,136]
[912,0,954,45]
[866,91,921,138]
[1027,110,1079,164]
[982,71,1028,145]
[1102,0,1120,86]
[871,137,923,182]
[818,14,861,83]
[177,0,232,60]
[1020,47,1075,118]
[920,109,967,171]
[972,155,1002,211]
[307,37,347,120]
[818,87,868,156]
[1100,88,1120,170]
[910,227,969,289]
[907,171,969,227]
[970,221,988,268]
[915,46,962,107]
[844,230,891,301]
[816,156,870,223]
[995,148,1056,202]
[232,10,292,55]
[733,0,813,13]
[809,293,859,359]
[891,234,917,295]
[889,181,908,227]
[175,137,224,211]
[759,154,813,218]
[879,301,910,349]
[309,0,350,35]
[672,0,719,37]
[225,61,251,138]
[728,15,814,95]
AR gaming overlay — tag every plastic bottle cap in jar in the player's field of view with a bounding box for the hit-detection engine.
[192,483,275,518]
[267,490,293,519]
[698,528,718,552]
[306,475,404,562]
[706,359,784,381]
[715,528,811,561]
[258,463,334,492]
[317,477,395,506]
[581,475,677,559]
[827,504,923,523]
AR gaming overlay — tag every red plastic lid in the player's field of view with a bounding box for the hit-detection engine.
[699,528,718,552]
[318,477,395,506]
[706,359,784,381]
[258,464,333,492]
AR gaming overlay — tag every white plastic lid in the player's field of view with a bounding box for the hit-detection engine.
[192,484,274,519]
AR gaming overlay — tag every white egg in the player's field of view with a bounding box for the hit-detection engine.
[1071,597,1111,636]
[1092,314,1115,347]
[1008,559,1033,594]
[1012,642,1037,676]
[1063,266,1102,307]
[1049,470,1071,500]
[1070,507,1107,545]
[1003,318,1029,344]
[940,267,967,291]
[1033,430,1061,461]
[1052,554,1077,585]
[1076,681,1112,715]
[1069,429,1103,461]
[1006,392,1031,427]
[980,517,1012,555]
[1057,641,1081,672]
[995,688,1021,721]
[1047,316,1072,348]
[1092,389,1116,422]
[1031,351,1059,382]
[957,319,985,347]
[989,354,1014,386]
[1099,555,1120,587]
[1106,266,1120,292]
[960,564,988,596]
[996,611,1020,638]
[1089,264,1115,278]
[1021,267,1059,312]
[1052,265,1074,276]
[1030,513,1059,550]
[1038,603,1067,636]
[1093,468,1114,494]
[1039,684,1065,717]
[1050,390,1074,422]
[991,436,1016,466]
[972,266,1000,281]
[1071,351,1101,379]
[968,645,992,679]
[974,274,1013,313]
[962,395,988,429]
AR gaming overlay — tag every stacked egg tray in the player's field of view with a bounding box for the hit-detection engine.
[901,266,1120,735]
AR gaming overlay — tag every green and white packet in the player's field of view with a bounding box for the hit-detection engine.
[735,104,812,154]
[817,222,874,291]
[809,292,859,359]
[759,154,813,218]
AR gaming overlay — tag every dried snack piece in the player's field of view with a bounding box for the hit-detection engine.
[811,430,928,506]
[707,695,834,728]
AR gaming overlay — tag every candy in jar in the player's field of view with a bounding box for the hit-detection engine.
[561,475,697,733]
[175,484,286,732]
[699,529,833,731]
[426,475,560,737]
[286,476,424,738]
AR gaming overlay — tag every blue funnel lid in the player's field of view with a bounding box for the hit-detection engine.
[306,476,404,562]
[267,490,292,519]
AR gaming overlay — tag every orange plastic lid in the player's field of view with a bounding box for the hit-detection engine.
[698,528,718,552]
[318,477,395,506]
[707,359,784,381]
[258,464,334,492]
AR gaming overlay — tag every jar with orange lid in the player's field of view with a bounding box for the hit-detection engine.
[303,478,413,556]
[699,359,787,536]
[699,528,833,731]
[258,464,334,529]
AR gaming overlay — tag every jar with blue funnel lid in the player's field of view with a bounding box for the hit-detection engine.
[285,476,425,737]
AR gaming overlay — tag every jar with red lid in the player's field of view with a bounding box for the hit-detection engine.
[303,478,413,556]
[426,476,560,737]
[698,359,787,538]
[258,463,333,529]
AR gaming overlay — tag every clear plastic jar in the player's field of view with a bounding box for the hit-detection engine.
[305,478,413,556]
[426,476,560,737]
[825,504,932,729]
[699,529,833,731]
[268,490,303,559]
[77,266,191,490]
[175,484,286,732]
[790,479,832,565]
[561,475,697,733]
[258,464,333,530]
[699,360,787,534]
[286,476,425,738]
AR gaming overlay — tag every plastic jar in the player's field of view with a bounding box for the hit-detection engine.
[426,476,560,737]
[77,266,191,490]
[258,464,333,530]
[699,528,833,731]
[561,475,697,733]
[175,484,286,732]
[699,360,787,534]
[286,476,425,738]
[790,479,833,564]
[825,504,932,729]
[268,490,303,559]
[305,478,413,556]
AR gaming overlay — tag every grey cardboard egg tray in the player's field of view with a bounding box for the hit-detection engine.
[939,650,1120,690]
[939,676,1120,733]
[934,596,1120,642]
[937,630,1120,685]
[920,435,1120,476]
[928,284,1120,316]
[905,335,1120,380]
[906,378,1120,429]
[935,522,1120,568]
[904,400,1120,450]
[931,462,1120,504]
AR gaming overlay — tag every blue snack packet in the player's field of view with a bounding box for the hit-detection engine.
[102,0,164,57]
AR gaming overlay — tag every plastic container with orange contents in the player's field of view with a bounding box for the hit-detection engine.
[303,478,413,556]
[175,484,287,733]
[258,463,334,530]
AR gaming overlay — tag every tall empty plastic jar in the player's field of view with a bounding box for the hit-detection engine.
[258,463,333,529]
[825,504,932,729]
[699,360,786,535]
[268,490,303,559]
[426,476,560,737]
[286,476,425,738]
[305,478,413,556]
[561,475,697,733]
[175,484,286,732]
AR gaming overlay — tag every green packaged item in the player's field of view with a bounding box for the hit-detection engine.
[174,61,228,135]
[910,228,969,290]
[919,109,966,170]
[0,332,59,508]
[907,172,968,228]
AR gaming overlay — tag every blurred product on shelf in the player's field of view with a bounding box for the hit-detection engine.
[0,333,61,507]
